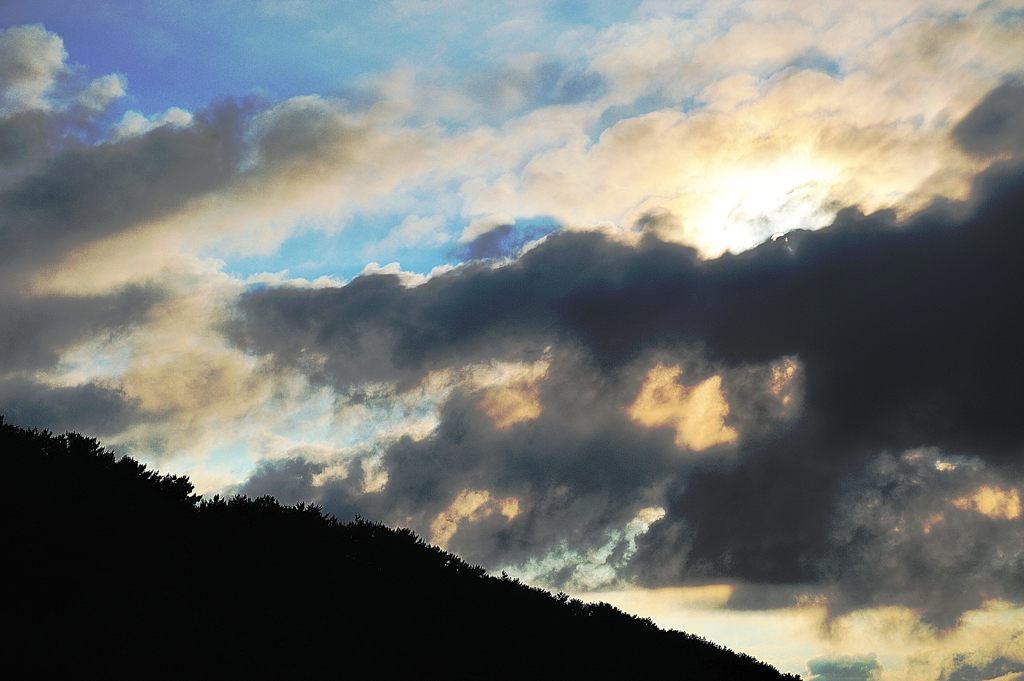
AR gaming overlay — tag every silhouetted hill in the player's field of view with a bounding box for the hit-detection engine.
[3,418,800,679]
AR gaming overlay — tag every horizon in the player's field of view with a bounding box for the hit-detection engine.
[1,2,1022,679]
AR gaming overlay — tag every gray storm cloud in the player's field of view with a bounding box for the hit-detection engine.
[2,18,1022,647]
[0,26,253,436]
[0,101,249,283]
[234,85,1024,625]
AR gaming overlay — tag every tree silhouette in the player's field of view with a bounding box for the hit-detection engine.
[2,416,800,679]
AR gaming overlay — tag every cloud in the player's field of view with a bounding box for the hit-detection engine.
[0,15,1018,667]
[818,448,1024,626]
[479,381,542,429]
[0,24,66,116]
[952,486,1022,521]
[0,110,54,182]
[455,220,558,260]
[940,654,1024,681]
[87,265,297,463]
[575,593,1023,681]
[0,24,127,120]
[239,347,689,568]
[430,488,520,548]
[953,80,1024,159]
[0,286,161,376]
[0,100,249,285]
[233,86,1024,624]
[112,107,193,140]
[235,148,1024,464]
[0,377,140,437]
[627,364,737,451]
[373,214,449,254]
[10,4,1015,306]
[462,3,1023,255]
[807,654,881,681]
[75,73,126,111]
[467,57,608,113]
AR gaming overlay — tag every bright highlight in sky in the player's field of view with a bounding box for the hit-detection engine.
[1,2,1023,678]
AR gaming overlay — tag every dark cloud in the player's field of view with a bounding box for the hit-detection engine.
[940,654,1024,681]
[0,99,249,282]
[231,261,552,389]
[821,449,1024,626]
[0,286,160,376]
[0,104,146,191]
[0,110,66,185]
[250,95,361,173]
[233,86,1024,622]
[633,207,682,238]
[0,285,159,439]
[0,377,140,437]
[235,153,1024,461]
[0,77,248,441]
[236,457,327,505]
[953,80,1024,158]
[241,348,687,567]
[807,655,880,681]
[631,427,847,587]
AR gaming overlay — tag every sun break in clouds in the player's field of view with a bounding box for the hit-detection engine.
[1,3,1023,678]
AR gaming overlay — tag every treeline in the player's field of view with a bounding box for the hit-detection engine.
[2,418,800,679]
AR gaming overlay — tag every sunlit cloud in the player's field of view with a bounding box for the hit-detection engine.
[477,353,550,429]
[2,4,1023,679]
[952,485,1022,521]
[768,356,800,408]
[628,364,737,450]
[431,488,521,548]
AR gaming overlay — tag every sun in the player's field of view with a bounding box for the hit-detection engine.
[668,154,841,257]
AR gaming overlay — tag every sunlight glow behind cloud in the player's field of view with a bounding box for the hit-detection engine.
[2,2,1023,677]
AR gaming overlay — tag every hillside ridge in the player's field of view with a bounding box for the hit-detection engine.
[2,417,799,679]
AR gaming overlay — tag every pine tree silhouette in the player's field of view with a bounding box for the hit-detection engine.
[2,416,800,680]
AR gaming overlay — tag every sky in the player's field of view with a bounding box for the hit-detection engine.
[1,1,1023,678]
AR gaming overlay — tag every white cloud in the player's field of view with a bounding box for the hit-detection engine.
[112,106,194,140]
[454,2,1022,255]
[0,24,67,116]
[242,271,346,289]
[76,73,126,111]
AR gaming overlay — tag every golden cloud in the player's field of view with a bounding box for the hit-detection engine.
[952,485,1022,520]
[480,383,542,429]
[471,353,550,430]
[628,363,737,451]
[430,488,521,549]
[769,356,800,407]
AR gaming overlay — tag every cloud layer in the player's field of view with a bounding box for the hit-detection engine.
[234,109,1024,627]
[1,8,1022,678]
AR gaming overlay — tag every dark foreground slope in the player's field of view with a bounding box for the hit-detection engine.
[3,419,798,680]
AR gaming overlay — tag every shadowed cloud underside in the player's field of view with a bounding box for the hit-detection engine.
[1,4,1023,678]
